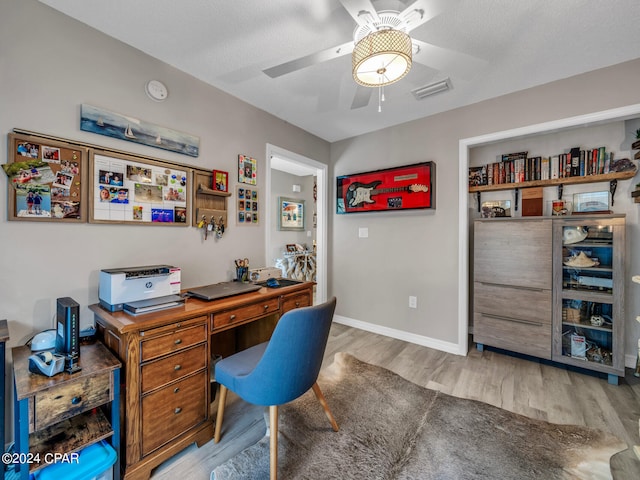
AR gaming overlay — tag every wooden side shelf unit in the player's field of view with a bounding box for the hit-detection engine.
[192,169,231,228]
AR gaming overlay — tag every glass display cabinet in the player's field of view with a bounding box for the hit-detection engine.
[552,215,625,384]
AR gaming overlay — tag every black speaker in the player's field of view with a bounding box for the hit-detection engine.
[55,297,81,372]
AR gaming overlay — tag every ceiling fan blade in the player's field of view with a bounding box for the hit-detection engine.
[400,0,448,32]
[263,41,353,78]
[412,39,487,80]
[338,0,380,26]
[351,86,372,109]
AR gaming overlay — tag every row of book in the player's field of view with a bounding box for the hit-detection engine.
[468,147,612,187]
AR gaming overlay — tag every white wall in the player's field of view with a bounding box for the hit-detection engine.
[0,0,330,348]
[330,58,640,356]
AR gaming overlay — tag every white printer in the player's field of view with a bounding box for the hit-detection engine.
[99,265,181,312]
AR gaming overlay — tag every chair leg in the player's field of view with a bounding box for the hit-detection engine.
[214,385,228,443]
[269,405,278,480]
[311,382,339,432]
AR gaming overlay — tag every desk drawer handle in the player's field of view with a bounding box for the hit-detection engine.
[264,305,269,310]
[229,314,236,320]
[174,387,180,393]
[174,338,182,345]
[71,396,82,405]
[174,407,182,414]
[174,364,182,371]
[295,301,300,307]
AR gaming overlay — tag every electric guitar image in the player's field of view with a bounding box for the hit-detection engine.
[346,181,429,207]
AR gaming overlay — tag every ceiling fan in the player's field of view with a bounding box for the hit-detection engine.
[262,0,484,110]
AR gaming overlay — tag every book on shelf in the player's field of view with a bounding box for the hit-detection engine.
[468,166,486,187]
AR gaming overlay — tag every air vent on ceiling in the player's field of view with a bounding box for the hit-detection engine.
[411,78,451,100]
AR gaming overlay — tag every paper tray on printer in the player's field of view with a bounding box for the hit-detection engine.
[123,294,185,315]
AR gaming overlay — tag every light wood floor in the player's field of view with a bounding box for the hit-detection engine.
[151,323,640,480]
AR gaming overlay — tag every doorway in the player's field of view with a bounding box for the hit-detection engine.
[265,144,327,304]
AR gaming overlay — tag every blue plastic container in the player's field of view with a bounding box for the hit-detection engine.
[30,440,116,480]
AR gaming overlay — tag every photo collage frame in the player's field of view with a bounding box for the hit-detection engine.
[90,150,190,225]
[236,185,259,225]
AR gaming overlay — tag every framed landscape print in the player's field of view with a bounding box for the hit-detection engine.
[279,197,304,231]
[336,162,435,214]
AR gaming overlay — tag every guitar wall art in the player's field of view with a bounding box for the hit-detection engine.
[336,162,435,214]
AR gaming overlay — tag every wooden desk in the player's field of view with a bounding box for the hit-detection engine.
[0,320,9,480]
[12,342,121,480]
[89,281,313,480]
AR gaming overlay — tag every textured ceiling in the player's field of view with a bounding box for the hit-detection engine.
[38,0,640,142]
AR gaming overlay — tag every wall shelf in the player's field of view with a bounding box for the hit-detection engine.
[468,169,636,193]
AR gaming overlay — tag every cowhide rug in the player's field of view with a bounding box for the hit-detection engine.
[211,352,627,479]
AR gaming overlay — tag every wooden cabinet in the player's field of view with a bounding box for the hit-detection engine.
[90,280,314,479]
[472,215,626,383]
[552,215,625,383]
[12,342,121,480]
[473,218,553,359]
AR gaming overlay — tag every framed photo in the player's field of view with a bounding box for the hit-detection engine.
[212,170,228,192]
[279,197,304,231]
[336,161,435,214]
[238,154,257,185]
[286,244,297,253]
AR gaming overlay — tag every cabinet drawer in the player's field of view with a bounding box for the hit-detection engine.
[474,282,551,324]
[141,343,207,393]
[281,291,311,314]
[474,312,551,359]
[474,219,552,289]
[141,371,208,456]
[212,298,280,329]
[34,371,112,431]
[141,321,207,362]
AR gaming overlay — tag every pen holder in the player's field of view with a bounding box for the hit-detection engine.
[236,267,248,282]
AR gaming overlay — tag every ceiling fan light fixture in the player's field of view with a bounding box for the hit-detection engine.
[352,29,412,88]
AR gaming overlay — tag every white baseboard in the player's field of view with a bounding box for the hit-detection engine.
[333,315,466,356]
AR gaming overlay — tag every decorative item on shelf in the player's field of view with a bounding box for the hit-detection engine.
[562,226,588,244]
[563,251,599,268]
[480,200,511,218]
[521,186,543,216]
[549,199,572,216]
[238,154,257,185]
[212,170,228,192]
[572,191,611,214]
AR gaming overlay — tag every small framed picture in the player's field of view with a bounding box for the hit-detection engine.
[238,154,257,185]
[212,170,228,192]
[286,244,297,253]
[279,197,304,231]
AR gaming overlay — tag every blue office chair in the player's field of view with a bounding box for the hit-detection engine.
[214,297,339,480]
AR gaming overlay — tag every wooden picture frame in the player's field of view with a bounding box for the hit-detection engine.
[5,133,88,222]
[278,197,304,231]
[336,161,435,214]
[286,244,297,253]
[89,149,191,225]
[212,170,228,192]
[238,154,257,185]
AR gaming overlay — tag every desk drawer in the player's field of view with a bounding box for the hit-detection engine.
[281,291,311,314]
[141,371,208,456]
[212,298,279,329]
[141,320,207,362]
[34,371,112,431]
[141,343,207,393]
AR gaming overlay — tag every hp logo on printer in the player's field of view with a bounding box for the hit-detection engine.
[146,281,153,289]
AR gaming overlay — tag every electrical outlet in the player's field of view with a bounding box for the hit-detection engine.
[409,296,417,308]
